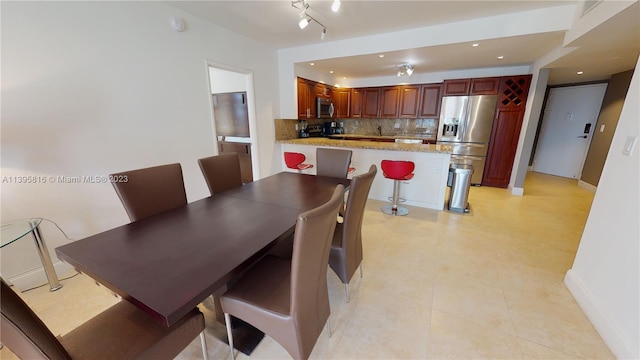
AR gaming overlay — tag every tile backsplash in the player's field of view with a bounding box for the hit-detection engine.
[275,118,438,140]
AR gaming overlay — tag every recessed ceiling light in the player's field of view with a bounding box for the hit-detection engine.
[342,77,347,80]
[497,56,504,60]
[378,54,385,58]
[472,43,479,47]
[310,62,315,66]
[329,70,334,74]
[577,71,584,75]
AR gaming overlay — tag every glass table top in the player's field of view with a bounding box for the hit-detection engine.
[1,218,43,248]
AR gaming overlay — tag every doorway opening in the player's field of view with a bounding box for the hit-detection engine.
[206,63,259,182]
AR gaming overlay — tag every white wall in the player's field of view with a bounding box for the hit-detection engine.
[564,55,640,359]
[0,2,279,289]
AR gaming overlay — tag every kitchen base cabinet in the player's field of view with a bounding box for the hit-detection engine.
[280,143,450,210]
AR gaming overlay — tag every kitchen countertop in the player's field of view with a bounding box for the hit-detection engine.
[277,137,451,153]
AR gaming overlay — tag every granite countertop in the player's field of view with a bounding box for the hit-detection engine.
[328,134,436,142]
[277,137,452,154]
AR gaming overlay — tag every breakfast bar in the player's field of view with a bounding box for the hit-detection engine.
[278,137,452,211]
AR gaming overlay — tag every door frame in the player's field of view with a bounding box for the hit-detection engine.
[205,60,260,180]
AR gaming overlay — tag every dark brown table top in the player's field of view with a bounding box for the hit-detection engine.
[56,172,349,326]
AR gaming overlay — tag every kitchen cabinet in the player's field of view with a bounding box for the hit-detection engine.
[362,87,381,118]
[334,88,351,118]
[218,141,253,184]
[350,88,363,118]
[482,75,532,188]
[380,86,400,118]
[443,79,471,96]
[297,77,315,119]
[315,83,332,98]
[418,84,443,118]
[470,77,500,95]
[398,85,421,118]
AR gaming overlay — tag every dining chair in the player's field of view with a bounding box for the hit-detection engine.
[329,164,377,303]
[220,184,345,360]
[0,278,209,360]
[316,148,353,178]
[198,153,243,195]
[110,163,187,222]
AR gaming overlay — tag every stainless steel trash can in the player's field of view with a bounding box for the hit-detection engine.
[447,163,473,213]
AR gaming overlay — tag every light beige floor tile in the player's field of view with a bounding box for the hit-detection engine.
[331,286,430,359]
[517,338,582,359]
[427,310,523,359]
[433,273,516,335]
[507,292,614,359]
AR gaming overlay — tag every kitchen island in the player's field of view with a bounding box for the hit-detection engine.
[278,137,452,211]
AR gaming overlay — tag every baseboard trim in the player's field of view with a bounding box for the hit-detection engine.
[578,180,597,193]
[564,269,636,359]
[6,260,74,292]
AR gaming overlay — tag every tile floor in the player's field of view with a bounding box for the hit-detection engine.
[1,171,614,359]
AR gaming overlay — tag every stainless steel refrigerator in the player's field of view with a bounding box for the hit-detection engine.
[437,95,498,185]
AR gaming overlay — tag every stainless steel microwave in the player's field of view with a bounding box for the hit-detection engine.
[317,97,335,118]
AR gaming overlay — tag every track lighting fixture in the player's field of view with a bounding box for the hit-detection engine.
[292,0,330,40]
[396,64,415,77]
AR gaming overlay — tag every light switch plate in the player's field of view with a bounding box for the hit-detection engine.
[623,136,638,156]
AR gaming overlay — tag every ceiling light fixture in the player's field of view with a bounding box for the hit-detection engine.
[292,0,328,40]
[497,55,504,60]
[396,64,415,77]
[577,71,584,75]
[331,0,341,12]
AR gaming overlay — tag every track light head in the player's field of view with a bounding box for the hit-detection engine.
[396,64,415,77]
[298,17,310,29]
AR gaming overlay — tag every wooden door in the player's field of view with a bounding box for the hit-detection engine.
[297,78,312,118]
[334,88,351,118]
[398,85,421,118]
[482,108,523,187]
[470,77,500,95]
[419,84,442,118]
[362,88,381,118]
[350,88,363,118]
[443,79,471,96]
[380,86,400,118]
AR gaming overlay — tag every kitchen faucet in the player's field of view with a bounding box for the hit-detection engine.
[377,126,382,136]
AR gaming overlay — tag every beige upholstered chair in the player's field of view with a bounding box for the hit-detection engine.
[198,153,243,195]
[221,184,345,360]
[0,279,208,360]
[329,164,377,302]
[110,163,187,222]
[316,148,353,178]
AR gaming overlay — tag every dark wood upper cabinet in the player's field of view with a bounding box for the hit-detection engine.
[380,86,401,118]
[398,85,421,118]
[443,79,471,96]
[419,84,443,118]
[496,75,532,109]
[470,77,500,95]
[362,88,381,118]
[350,88,363,118]
[315,83,332,98]
[297,77,315,119]
[334,88,351,118]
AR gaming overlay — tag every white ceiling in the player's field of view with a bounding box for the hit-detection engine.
[168,0,640,85]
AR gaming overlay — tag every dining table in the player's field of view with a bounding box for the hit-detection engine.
[55,172,350,329]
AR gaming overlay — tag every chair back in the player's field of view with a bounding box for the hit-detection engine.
[110,163,187,222]
[198,153,243,195]
[316,148,352,178]
[283,152,306,170]
[381,160,415,180]
[1,279,72,360]
[290,184,344,359]
[332,165,377,282]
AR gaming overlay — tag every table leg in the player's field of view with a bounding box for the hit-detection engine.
[30,222,62,291]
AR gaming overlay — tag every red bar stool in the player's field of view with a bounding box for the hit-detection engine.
[381,160,415,216]
[284,152,314,173]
